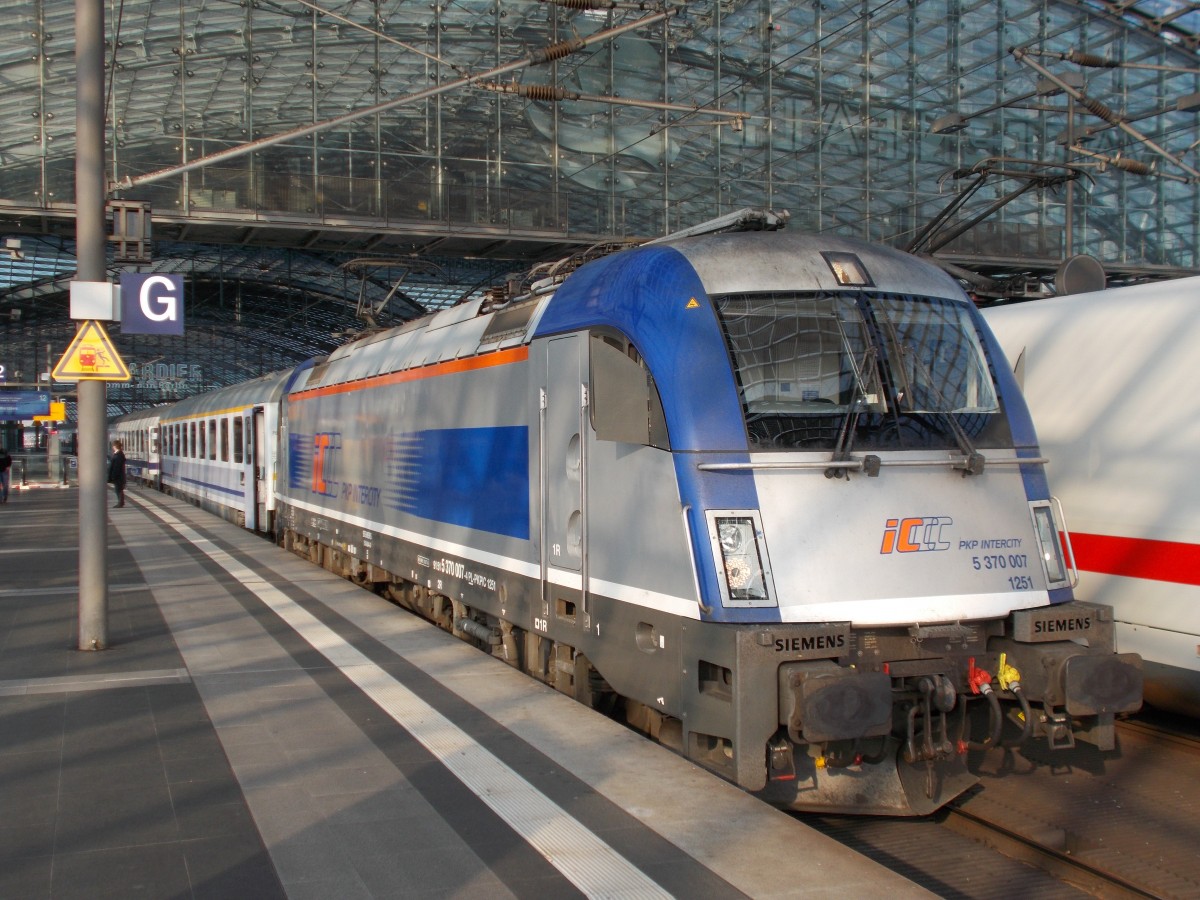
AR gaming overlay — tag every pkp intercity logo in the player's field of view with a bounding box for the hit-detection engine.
[312,432,341,497]
[880,516,953,554]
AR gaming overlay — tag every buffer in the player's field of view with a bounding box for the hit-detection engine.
[52,320,131,382]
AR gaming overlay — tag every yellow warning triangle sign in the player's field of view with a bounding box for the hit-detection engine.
[52,320,131,382]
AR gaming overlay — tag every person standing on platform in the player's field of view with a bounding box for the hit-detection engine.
[0,446,11,503]
[107,440,126,508]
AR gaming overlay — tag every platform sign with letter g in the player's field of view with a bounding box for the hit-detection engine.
[120,273,185,335]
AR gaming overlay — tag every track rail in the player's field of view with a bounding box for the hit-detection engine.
[942,804,1161,899]
[805,712,1200,898]
[1116,716,1200,757]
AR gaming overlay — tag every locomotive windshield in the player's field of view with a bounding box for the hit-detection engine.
[715,291,1010,451]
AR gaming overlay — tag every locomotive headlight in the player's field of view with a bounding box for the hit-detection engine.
[707,511,777,607]
[1030,500,1076,589]
[719,521,749,556]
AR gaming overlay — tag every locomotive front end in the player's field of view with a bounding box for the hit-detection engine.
[670,233,1142,815]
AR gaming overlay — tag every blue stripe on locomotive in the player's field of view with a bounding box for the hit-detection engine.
[385,426,530,541]
[967,305,1046,494]
[968,306,1074,603]
[536,245,769,620]
[288,432,313,491]
[535,245,750,456]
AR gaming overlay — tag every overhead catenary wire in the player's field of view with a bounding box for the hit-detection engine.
[111,7,676,193]
[1012,47,1200,183]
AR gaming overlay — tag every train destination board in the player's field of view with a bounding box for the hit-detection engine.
[0,390,52,419]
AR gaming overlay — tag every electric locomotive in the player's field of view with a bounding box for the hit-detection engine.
[272,221,1142,815]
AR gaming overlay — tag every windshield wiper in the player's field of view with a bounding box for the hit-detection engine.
[828,321,882,478]
[894,342,986,476]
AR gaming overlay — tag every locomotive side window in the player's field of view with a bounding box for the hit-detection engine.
[589,331,670,450]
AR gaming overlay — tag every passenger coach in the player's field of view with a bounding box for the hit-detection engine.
[158,367,311,532]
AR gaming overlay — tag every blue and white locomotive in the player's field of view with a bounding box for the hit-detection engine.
[143,223,1143,815]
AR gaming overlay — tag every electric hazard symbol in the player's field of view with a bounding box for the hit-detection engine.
[52,320,131,382]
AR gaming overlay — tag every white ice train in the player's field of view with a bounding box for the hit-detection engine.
[984,277,1200,717]
[111,223,1144,814]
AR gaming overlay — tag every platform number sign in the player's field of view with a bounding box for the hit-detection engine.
[120,273,185,335]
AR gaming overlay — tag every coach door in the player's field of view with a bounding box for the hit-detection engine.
[541,335,590,626]
[252,407,270,532]
[240,410,257,531]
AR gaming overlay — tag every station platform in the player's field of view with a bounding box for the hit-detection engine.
[0,484,932,899]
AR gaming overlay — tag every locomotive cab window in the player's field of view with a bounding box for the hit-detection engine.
[715,291,1010,451]
[589,331,670,450]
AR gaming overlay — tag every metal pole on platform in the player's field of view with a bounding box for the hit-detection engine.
[75,0,108,650]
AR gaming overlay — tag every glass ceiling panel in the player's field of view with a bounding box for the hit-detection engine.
[0,0,1195,282]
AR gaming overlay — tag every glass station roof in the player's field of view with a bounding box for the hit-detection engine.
[0,0,1197,408]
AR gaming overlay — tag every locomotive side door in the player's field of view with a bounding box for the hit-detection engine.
[541,335,589,626]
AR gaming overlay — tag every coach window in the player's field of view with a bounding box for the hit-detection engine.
[589,331,670,449]
[233,418,244,464]
[208,419,217,460]
[199,421,207,460]
[220,418,230,462]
